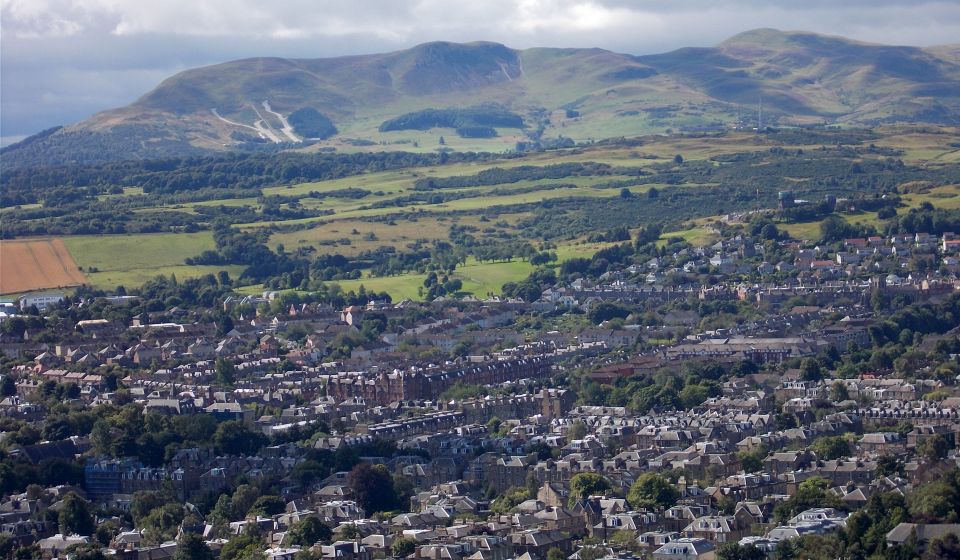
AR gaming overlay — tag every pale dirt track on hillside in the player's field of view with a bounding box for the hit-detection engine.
[0,238,87,294]
[262,100,301,142]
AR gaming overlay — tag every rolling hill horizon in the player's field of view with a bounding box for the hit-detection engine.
[6,28,960,167]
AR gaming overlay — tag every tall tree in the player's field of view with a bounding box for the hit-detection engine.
[568,473,610,506]
[173,533,214,560]
[287,517,332,547]
[0,375,16,397]
[627,473,679,511]
[716,543,765,560]
[566,420,587,442]
[231,484,261,519]
[213,421,264,456]
[215,357,236,386]
[811,436,850,461]
[392,537,416,558]
[59,492,95,536]
[248,496,285,517]
[918,434,951,462]
[347,463,398,514]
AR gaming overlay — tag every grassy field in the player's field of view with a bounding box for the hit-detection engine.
[658,226,719,247]
[330,243,609,300]
[82,265,247,290]
[0,203,42,215]
[97,186,144,201]
[780,220,824,241]
[903,184,960,209]
[332,259,540,301]
[269,213,529,256]
[844,184,960,231]
[872,127,960,164]
[62,232,244,289]
[236,242,611,301]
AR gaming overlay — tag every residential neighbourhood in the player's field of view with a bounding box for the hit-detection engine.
[4,221,960,560]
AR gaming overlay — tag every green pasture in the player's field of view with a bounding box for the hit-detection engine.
[62,232,244,289]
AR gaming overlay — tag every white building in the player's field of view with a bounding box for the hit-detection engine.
[19,291,64,311]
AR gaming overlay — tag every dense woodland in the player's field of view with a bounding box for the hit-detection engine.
[287,108,338,140]
[0,150,516,205]
[378,106,524,133]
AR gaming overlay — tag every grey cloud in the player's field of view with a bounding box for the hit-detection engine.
[3,0,960,137]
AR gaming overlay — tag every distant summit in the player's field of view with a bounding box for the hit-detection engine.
[6,29,960,166]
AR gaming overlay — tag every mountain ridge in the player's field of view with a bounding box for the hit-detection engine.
[6,29,960,166]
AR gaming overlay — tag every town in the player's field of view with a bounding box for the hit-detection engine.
[5,208,960,560]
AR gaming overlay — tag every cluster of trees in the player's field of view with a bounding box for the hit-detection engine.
[422,271,463,299]
[187,225,304,282]
[892,205,960,235]
[187,226,425,289]
[1,204,203,238]
[558,242,639,282]
[760,470,960,559]
[456,126,498,138]
[820,214,876,243]
[576,361,732,414]
[378,105,523,132]
[346,463,412,514]
[870,293,960,344]
[501,267,557,302]
[88,406,234,466]
[366,182,578,211]
[132,271,236,312]
[0,452,85,495]
[471,240,537,263]
[1,150,500,200]
[287,108,338,139]
[188,223,514,291]
[413,162,624,190]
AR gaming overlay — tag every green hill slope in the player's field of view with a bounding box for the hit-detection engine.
[5,29,960,166]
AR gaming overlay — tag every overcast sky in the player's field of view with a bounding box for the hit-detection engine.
[3,0,960,141]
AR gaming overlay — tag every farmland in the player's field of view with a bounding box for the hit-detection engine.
[4,127,960,298]
[0,238,87,295]
[62,233,245,290]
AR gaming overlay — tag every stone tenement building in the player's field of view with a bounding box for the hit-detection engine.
[323,356,552,406]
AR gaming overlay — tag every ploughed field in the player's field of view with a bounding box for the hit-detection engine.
[0,238,87,294]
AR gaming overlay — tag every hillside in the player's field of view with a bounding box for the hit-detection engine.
[5,29,960,166]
